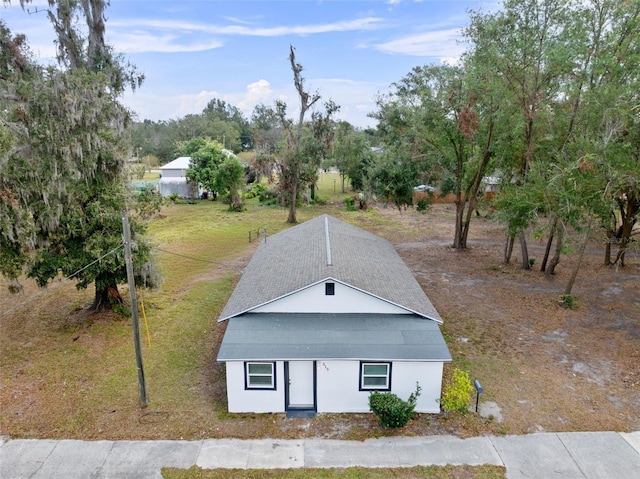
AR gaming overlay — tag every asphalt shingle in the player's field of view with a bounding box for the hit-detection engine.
[217,313,452,361]
[218,214,442,322]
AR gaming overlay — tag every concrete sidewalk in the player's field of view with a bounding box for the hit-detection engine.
[1,431,639,479]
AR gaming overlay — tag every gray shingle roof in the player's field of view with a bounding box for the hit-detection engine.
[219,214,442,323]
[217,313,452,361]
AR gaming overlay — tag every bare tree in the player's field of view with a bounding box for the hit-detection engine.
[277,45,321,224]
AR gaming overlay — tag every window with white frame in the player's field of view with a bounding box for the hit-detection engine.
[360,362,391,390]
[245,362,276,390]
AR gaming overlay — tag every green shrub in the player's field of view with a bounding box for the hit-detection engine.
[369,383,421,428]
[344,196,356,211]
[227,200,245,212]
[258,188,278,204]
[415,197,431,213]
[560,294,578,309]
[311,195,329,206]
[245,182,267,199]
[439,368,473,414]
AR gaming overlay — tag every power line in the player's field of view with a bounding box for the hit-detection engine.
[153,247,242,272]
[0,243,125,319]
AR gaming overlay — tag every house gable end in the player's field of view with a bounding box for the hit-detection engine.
[218,215,443,322]
[251,278,409,316]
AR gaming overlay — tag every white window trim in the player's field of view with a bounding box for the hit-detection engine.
[245,362,276,390]
[360,362,391,391]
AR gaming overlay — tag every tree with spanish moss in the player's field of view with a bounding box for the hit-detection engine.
[0,1,157,311]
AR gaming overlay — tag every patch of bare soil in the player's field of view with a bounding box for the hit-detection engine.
[370,204,640,436]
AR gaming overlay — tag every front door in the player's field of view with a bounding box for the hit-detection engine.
[286,361,315,410]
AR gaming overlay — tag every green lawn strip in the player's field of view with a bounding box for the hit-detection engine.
[147,201,295,289]
[162,465,506,479]
[142,277,233,406]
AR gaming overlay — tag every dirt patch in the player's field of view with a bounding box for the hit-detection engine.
[376,204,640,435]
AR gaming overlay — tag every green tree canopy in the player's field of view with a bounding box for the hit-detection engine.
[214,157,245,211]
[183,138,229,195]
[0,3,157,311]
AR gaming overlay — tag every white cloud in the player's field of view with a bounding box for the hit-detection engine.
[109,17,383,38]
[112,32,223,53]
[236,79,274,114]
[123,76,384,129]
[185,90,222,116]
[441,56,461,66]
[374,28,465,58]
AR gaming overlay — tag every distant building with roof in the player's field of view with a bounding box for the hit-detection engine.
[158,157,198,199]
[217,214,451,417]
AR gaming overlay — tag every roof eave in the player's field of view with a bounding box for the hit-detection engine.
[218,276,443,324]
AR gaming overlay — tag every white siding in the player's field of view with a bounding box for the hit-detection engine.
[226,359,443,414]
[158,177,199,199]
[225,361,285,413]
[316,360,443,414]
[160,169,186,179]
[316,361,367,412]
[253,281,409,314]
[392,361,444,413]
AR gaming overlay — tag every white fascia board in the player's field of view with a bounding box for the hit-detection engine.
[217,276,443,324]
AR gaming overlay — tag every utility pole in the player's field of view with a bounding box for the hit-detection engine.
[122,212,148,408]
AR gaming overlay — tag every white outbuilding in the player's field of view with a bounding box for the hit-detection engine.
[158,156,199,199]
[217,214,451,417]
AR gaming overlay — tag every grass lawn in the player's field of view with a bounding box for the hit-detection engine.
[1,173,396,440]
[162,465,506,479]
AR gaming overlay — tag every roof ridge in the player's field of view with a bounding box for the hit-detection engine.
[324,215,332,266]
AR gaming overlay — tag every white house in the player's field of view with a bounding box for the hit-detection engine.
[217,215,451,417]
[158,156,199,199]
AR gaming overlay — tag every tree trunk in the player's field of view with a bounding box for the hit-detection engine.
[452,196,465,249]
[459,145,493,250]
[519,231,530,270]
[564,221,592,296]
[503,233,515,264]
[91,282,122,312]
[540,218,557,272]
[459,192,477,250]
[604,229,613,266]
[546,227,564,278]
[540,233,553,272]
[613,194,638,267]
[287,178,298,224]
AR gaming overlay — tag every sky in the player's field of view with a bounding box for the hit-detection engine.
[1,0,499,129]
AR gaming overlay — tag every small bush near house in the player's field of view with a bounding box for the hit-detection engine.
[369,383,421,428]
[439,368,473,414]
[135,186,163,220]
